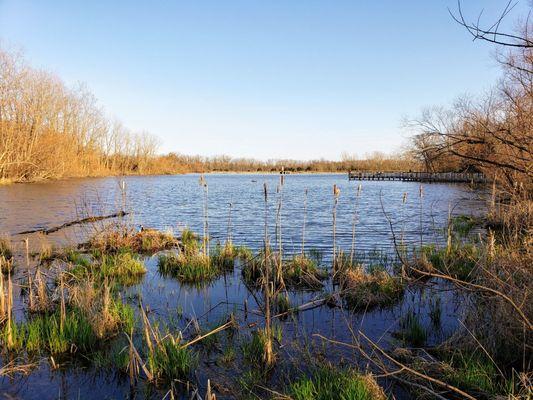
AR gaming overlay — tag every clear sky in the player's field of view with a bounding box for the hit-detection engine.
[0,1,530,160]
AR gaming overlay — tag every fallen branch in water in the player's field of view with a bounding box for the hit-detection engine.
[17,211,129,235]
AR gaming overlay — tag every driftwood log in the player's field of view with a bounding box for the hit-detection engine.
[17,211,128,235]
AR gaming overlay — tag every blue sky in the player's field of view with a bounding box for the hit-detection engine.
[0,1,529,160]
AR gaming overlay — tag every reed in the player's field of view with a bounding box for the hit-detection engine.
[419,185,424,247]
[332,184,340,275]
[199,175,209,258]
[0,235,13,261]
[301,188,308,255]
[0,255,14,275]
[275,175,285,287]
[261,182,274,368]
[350,183,362,266]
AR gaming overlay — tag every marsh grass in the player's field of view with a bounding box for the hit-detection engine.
[274,293,291,315]
[340,265,404,311]
[158,252,217,283]
[415,243,481,281]
[68,250,146,286]
[242,329,275,367]
[147,334,197,381]
[286,364,386,400]
[284,254,328,289]
[65,249,91,268]
[89,226,177,254]
[242,250,327,291]
[100,252,146,282]
[2,295,133,356]
[140,312,197,382]
[396,310,427,347]
[441,351,515,396]
[241,247,275,287]
[450,215,479,237]
[212,241,239,270]
[0,236,13,261]
[180,227,200,253]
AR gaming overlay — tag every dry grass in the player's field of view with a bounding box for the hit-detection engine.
[283,254,328,289]
[88,226,178,253]
[340,267,404,310]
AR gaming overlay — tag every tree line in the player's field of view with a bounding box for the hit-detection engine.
[0,48,161,182]
[0,47,418,182]
[405,16,532,193]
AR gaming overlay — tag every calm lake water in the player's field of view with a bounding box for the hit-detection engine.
[0,174,487,400]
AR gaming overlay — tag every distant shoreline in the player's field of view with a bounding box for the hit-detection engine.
[1,170,353,185]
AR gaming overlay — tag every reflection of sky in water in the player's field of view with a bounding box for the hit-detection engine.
[0,174,486,399]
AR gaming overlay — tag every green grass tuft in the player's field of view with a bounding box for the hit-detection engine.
[158,252,218,283]
[287,365,385,400]
[148,335,197,381]
[397,310,427,347]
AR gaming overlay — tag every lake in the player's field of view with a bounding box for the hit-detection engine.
[0,174,487,399]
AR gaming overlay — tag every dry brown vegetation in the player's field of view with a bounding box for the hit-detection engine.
[0,48,161,181]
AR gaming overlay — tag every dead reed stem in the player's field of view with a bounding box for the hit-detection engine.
[332,184,340,275]
[349,184,362,266]
[24,238,34,311]
[419,185,424,247]
[262,182,274,366]
[301,188,308,255]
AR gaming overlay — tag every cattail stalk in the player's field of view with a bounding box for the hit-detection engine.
[226,201,233,244]
[349,184,362,266]
[301,188,308,255]
[276,176,284,286]
[419,185,424,247]
[262,182,273,366]
[332,184,340,273]
[25,238,33,311]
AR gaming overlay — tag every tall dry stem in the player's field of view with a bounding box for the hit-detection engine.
[332,184,340,274]
[349,184,362,265]
[301,188,308,255]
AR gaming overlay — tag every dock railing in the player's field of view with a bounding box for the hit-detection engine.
[348,171,487,183]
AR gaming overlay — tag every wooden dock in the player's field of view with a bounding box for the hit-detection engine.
[348,171,487,183]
